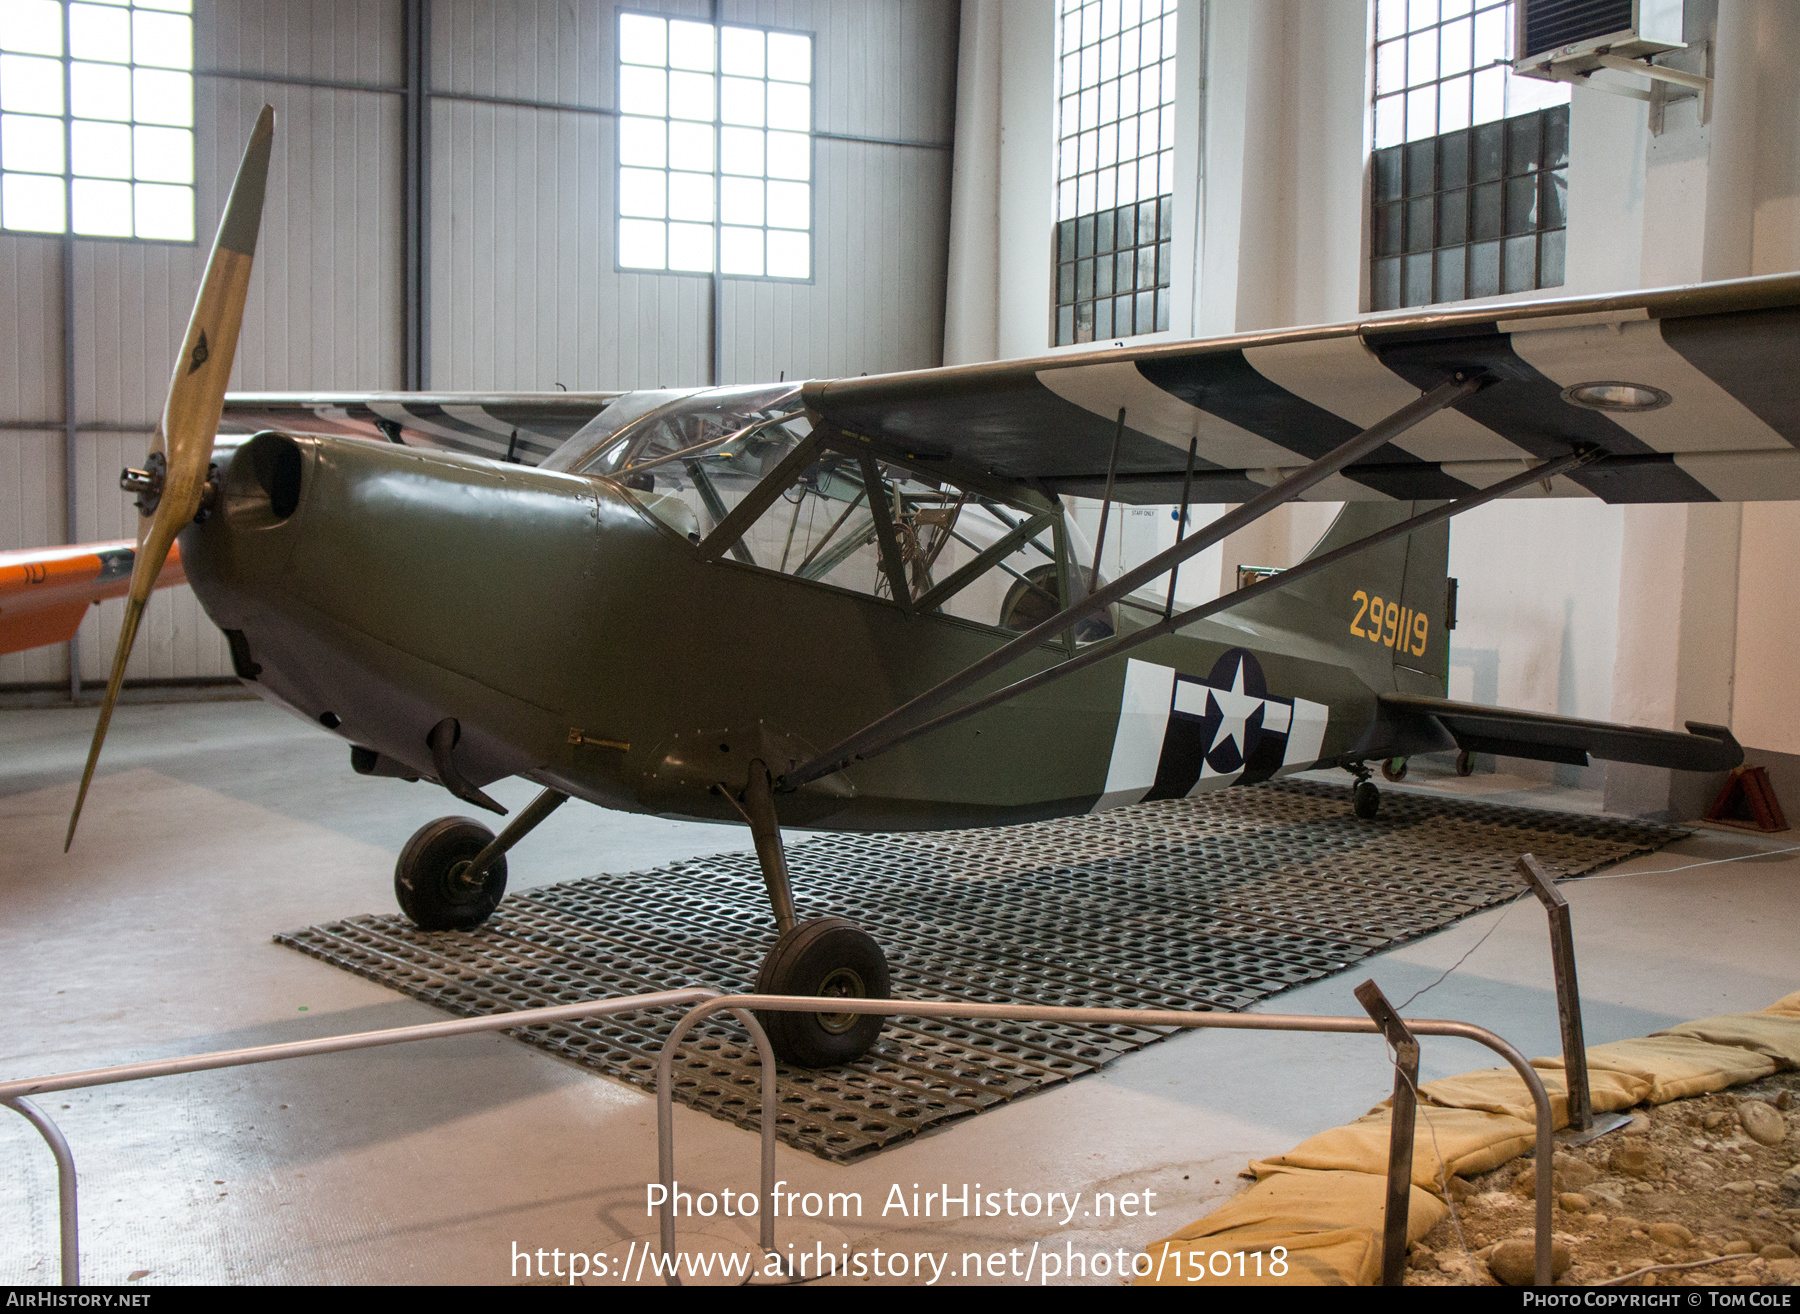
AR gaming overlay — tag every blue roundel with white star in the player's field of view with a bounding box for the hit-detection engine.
[1188,649,1270,775]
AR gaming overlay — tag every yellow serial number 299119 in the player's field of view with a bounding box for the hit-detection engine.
[1351,590,1428,657]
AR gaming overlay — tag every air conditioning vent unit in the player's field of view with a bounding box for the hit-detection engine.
[1515,0,1684,78]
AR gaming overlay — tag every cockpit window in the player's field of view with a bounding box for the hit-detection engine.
[538,388,698,473]
[564,382,1117,642]
[541,384,805,475]
[543,383,811,541]
[710,447,1117,641]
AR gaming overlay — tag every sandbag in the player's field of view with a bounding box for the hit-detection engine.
[1581,1033,1776,1101]
[1136,1168,1446,1286]
[1409,1063,1649,1124]
[1656,1011,1800,1068]
[1252,1104,1537,1190]
[1139,989,1794,1287]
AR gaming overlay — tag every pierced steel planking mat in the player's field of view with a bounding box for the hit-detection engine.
[278,780,1686,1162]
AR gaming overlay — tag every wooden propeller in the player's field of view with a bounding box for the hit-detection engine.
[66,106,275,851]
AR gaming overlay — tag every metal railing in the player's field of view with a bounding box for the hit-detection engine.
[655,990,1556,1287]
[3,986,1555,1288]
[0,987,722,1287]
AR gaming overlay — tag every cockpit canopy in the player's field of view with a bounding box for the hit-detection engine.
[541,383,806,488]
[544,384,1117,642]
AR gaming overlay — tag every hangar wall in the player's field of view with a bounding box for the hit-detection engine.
[427,0,956,391]
[0,0,408,689]
[0,0,957,688]
[944,0,1800,814]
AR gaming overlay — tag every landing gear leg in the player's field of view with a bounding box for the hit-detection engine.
[464,786,569,885]
[740,763,796,936]
[737,763,890,1068]
[1346,760,1381,820]
[394,787,568,930]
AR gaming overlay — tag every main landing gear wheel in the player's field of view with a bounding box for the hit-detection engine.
[755,917,891,1069]
[1352,780,1381,820]
[395,816,507,930]
[1380,756,1408,782]
[1455,749,1475,777]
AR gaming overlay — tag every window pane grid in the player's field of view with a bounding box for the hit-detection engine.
[0,0,195,240]
[1053,0,1177,346]
[617,11,812,281]
[1370,102,1567,310]
[1373,0,1567,150]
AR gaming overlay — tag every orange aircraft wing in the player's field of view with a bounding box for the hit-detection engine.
[0,540,186,657]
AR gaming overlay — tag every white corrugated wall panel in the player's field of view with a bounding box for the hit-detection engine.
[0,431,68,685]
[431,97,713,389]
[719,136,951,383]
[764,0,958,145]
[430,0,955,391]
[200,0,403,87]
[0,234,67,684]
[50,3,406,687]
[0,237,62,422]
[433,0,613,104]
[207,79,405,391]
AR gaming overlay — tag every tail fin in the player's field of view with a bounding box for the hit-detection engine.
[1230,501,1451,694]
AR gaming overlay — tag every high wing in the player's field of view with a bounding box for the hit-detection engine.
[803,272,1800,506]
[220,391,620,464]
[0,540,185,657]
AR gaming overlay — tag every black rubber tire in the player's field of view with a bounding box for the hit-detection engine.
[1381,757,1408,782]
[394,816,507,930]
[754,917,890,1069]
[1352,780,1381,820]
[1455,749,1475,777]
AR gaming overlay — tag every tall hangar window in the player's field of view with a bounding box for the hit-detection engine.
[615,12,813,281]
[1051,0,1177,347]
[0,0,195,241]
[1369,0,1568,310]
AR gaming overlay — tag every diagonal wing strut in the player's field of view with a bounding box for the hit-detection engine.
[778,374,1598,792]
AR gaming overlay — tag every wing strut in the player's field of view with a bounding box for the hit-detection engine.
[779,373,1487,789]
[1087,407,1126,587]
[798,446,1599,779]
[787,444,1599,789]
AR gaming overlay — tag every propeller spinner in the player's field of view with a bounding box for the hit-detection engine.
[66,106,275,851]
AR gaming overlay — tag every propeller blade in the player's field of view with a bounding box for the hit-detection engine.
[66,106,275,852]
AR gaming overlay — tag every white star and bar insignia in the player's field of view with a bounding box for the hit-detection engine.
[1094,649,1329,812]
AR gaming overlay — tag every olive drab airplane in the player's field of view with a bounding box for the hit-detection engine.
[6,110,1787,1067]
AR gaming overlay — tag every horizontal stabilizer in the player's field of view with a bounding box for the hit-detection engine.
[1377,693,1743,773]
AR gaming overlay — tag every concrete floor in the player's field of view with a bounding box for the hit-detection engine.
[1,699,1794,1285]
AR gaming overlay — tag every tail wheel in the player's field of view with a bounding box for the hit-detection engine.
[754,918,890,1068]
[1352,780,1381,820]
[395,816,507,930]
[1381,757,1408,782]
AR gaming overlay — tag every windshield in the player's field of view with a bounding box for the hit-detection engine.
[538,389,699,473]
[540,383,806,483]
[544,383,811,542]
[562,383,1115,640]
